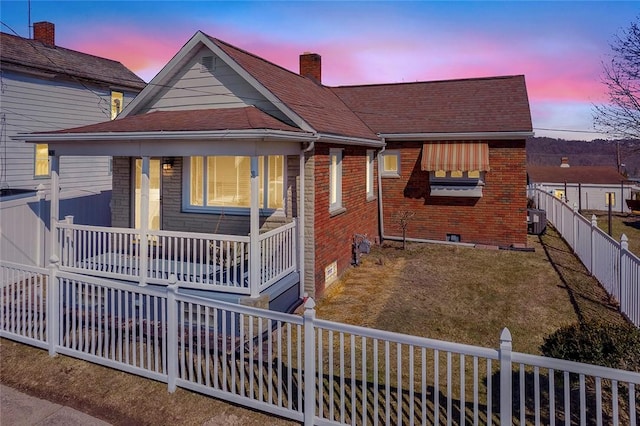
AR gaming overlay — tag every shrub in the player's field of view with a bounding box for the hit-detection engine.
[540,321,640,372]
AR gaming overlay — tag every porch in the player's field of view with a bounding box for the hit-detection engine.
[56,218,298,300]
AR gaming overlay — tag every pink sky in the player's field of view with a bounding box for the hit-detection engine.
[3,1,637,140]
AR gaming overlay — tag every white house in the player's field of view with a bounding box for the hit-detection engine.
[528,157,631,213]
[0,22,145,266]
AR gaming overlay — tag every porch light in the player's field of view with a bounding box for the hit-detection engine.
[162,157,175,170]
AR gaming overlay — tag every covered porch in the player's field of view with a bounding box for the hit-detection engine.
[22,108,317,310]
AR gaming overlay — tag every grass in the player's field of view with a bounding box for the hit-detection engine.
[582,210,640,256]
[316,228,626,354]
[0,226,631,425]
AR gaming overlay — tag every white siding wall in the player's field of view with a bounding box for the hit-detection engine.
[535,182,632,213]
[139,46,291,124]
[0,71,137,194]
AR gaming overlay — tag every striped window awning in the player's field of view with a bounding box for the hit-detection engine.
[421,142,490,172]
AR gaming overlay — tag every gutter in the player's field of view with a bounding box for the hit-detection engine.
[379,131,534,141]
[317,133,384,147]
[16,129,319,143]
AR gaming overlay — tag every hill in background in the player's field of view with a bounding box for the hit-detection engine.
[526,137,640,178]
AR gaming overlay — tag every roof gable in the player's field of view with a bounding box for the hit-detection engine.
[527,165,626,185]
[123,31,378,140]
[332,76,533,135]
[0,32,145,91]
[210,36,378,140]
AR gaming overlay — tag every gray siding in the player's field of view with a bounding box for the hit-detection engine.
[139,46,292,125]
[111,156,296,234]
[0,71,137,194]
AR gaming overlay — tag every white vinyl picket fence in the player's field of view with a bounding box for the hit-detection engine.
[531,187,640,328]
[2,259,639,425]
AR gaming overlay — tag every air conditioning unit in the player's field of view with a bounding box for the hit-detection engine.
[527,209,547,235]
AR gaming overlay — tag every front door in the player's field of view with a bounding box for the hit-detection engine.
[134,158,161,230]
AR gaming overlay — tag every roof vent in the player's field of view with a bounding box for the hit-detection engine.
[201,56,215,73]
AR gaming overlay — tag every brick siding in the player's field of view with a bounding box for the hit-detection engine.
[381,140,527,247]
[313,143,380,297]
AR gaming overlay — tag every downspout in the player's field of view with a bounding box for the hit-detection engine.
[377,139,386,242]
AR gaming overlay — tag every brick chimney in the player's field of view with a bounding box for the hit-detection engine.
[33,21,55,46]
[560,157,570,168]
[300,52,321,84]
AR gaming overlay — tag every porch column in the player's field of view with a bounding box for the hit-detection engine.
[49,154,60,261]
[249,156,260,297]
[139,156,150,286]
[298,150,306,299]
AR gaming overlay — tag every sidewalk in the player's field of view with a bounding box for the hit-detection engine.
[0,384,110,426]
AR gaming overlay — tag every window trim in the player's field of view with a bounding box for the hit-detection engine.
[605,192,616,206]
[111,91,124,120]
[366,150,375,200]
[380,150,400,178]
[182,155,286,215]
[34,143,50,178]
[329,148,344,213]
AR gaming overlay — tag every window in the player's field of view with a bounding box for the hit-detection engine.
[366,150,375,200]
[329,149,343,212]
[429,170,485,197]
[554,190,565,200]
[605,192,616,206]
[111,91,123,119]
[34,144,49,177]
[421,143,489,197]
[380,150,400,177]
[184,155,284,212]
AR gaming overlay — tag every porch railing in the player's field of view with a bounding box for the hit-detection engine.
[55,218,298,295]
[2,261,639,425]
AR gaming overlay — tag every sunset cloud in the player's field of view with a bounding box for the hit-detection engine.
[2,0,635,140]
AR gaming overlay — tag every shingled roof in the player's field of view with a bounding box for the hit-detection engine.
[41,106,305,134]
[0,32,146,91]
[332,76,533,134]
[527,165,626,185]
[210,36,378,140]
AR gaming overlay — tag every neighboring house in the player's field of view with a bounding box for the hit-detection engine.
[19,30,533,310]
[528,157,631,213]
[0,22,146,265]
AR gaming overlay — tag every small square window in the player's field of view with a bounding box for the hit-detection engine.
[381,151,400,177]
[451,170,463,178]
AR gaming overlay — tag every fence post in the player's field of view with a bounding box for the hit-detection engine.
[499,328,513,426]
[167,275,178,393]
[36,184,46,267]
[64,215,74,267]
[572,203,578,250]
[590,215,598,275]
[47,255,60,357]
[303,297,317,426]
[619,234,628,314]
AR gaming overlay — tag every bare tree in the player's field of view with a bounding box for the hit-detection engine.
[593,17,640,140]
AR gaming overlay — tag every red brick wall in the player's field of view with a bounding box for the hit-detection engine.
[381,140,527,247]
[313,143,380,296]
